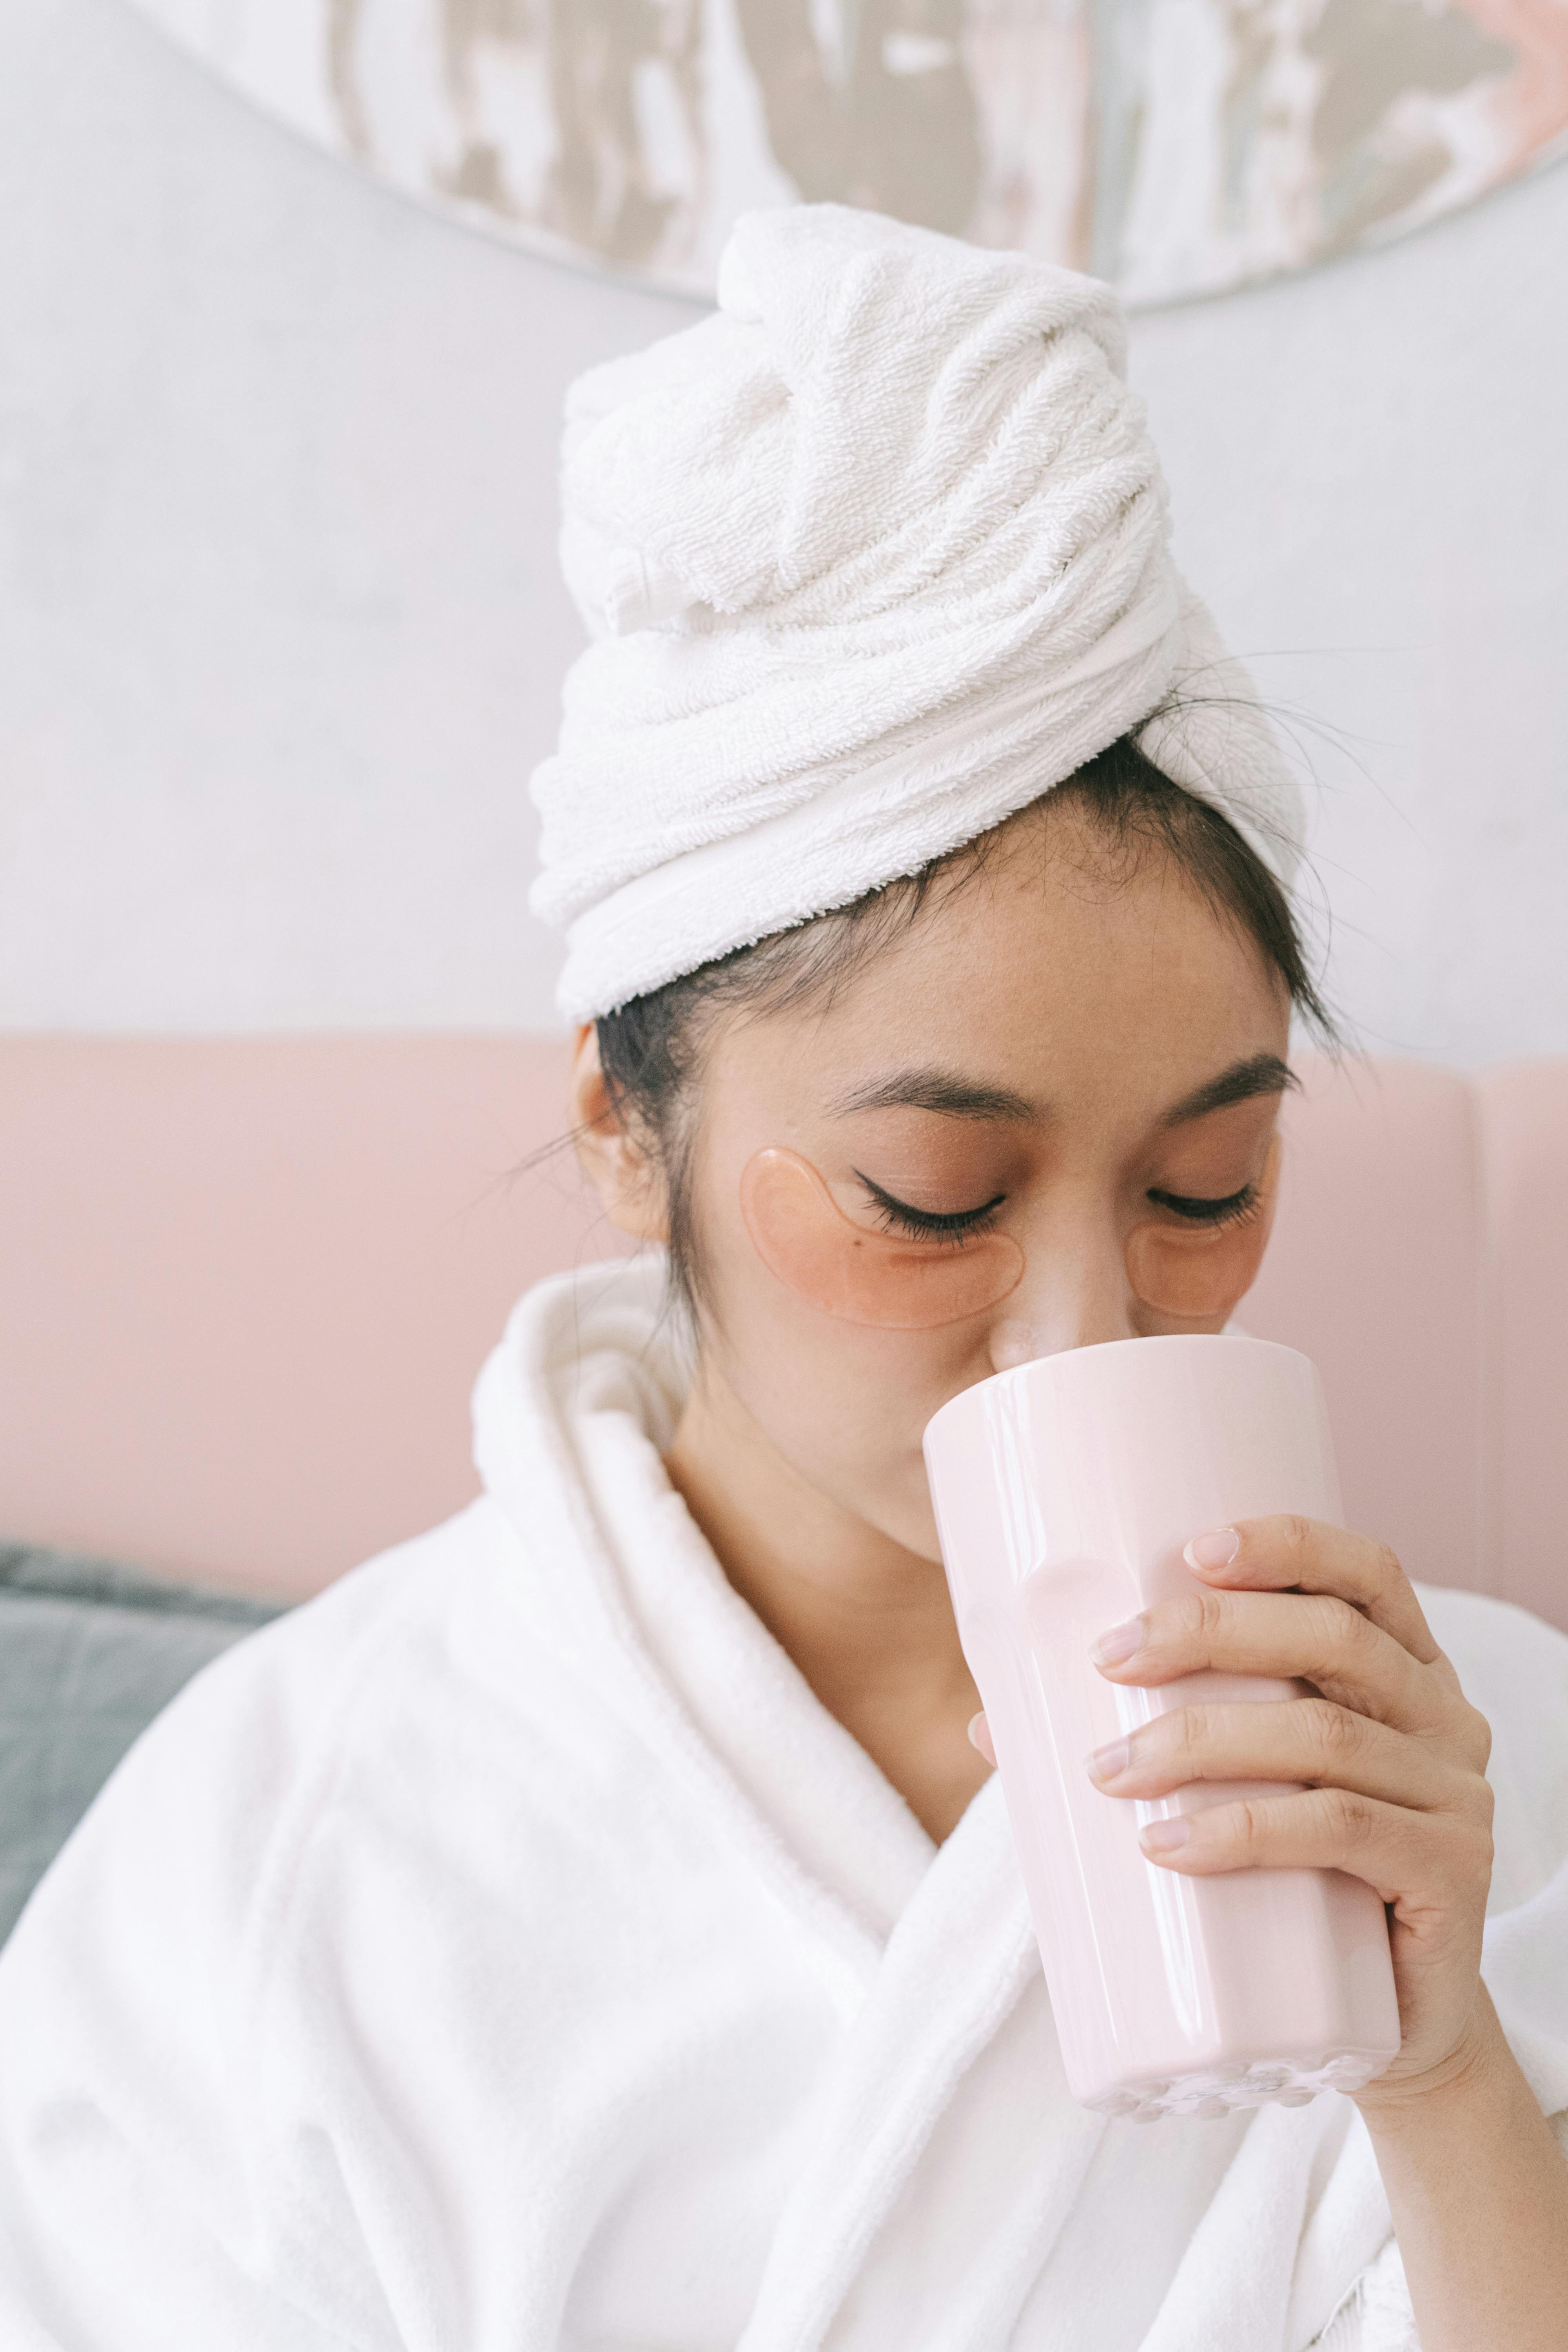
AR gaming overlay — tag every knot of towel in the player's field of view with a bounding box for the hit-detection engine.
[531,203,1302,1020]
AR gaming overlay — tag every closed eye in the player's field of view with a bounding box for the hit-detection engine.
[1145,1182,1260,1229]
[855,1171,1007,1243]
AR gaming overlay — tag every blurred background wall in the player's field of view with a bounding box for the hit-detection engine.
[3,0,1567,1060]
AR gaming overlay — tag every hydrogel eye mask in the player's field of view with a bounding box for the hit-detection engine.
[1123,1138,1281,1319]
[740,1147,1025,1329]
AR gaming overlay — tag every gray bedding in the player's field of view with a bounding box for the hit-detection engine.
[0,1544,281,1945]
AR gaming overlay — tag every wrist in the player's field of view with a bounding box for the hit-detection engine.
[1353,1989,1513,2139]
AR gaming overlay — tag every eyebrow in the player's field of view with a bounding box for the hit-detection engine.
[1160,1053,1297,1128]
[828,1067,1038,1123]
[828,1051,1295,1130]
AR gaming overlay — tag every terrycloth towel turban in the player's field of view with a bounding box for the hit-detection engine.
[531,203,1303,1021]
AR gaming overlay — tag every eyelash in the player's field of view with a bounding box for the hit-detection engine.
[854,1178,1262,1243]
[1145,1181,1261,1230]
[855,1172,1007,1244]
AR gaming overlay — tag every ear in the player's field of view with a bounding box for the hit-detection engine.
[568,1024,670,1244]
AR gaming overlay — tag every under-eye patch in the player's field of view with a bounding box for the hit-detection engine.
[1123,1138,1281,1320]
[740,1147,1025,1329]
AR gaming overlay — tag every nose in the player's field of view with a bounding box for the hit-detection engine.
[986,1209,1136,1374]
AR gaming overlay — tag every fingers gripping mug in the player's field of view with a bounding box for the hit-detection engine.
[923,1336,1401,2122]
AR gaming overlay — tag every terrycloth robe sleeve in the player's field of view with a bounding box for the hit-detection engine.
[0,1593,396,2350]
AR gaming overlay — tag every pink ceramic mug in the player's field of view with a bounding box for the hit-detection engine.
[924,1334,1400,2121]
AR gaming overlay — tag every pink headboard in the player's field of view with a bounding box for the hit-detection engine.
[2,1042,1564,1627]
[1242,1058,1568,1630]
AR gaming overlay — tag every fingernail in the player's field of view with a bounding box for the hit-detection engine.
[1141,1815,1192,1853]
[1087,1737,1130,1782]
[1091,1616,1145,1666]
[1185,1527,1240,1573]
[967,1712,996,1766]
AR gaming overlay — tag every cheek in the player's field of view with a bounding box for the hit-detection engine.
[739,1147,1024,1329]
[1123,1219,1271,1318]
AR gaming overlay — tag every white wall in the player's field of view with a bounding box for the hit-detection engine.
[3,0,1566,1057]
[1132,192,1568,1063]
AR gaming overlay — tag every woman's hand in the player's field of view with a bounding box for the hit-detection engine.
[1085,1517,1497,2103]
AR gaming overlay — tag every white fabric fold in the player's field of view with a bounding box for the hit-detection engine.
[531,204,1304,1019]
[1310,2241,1422,2352]
[0,1260,1565,2349]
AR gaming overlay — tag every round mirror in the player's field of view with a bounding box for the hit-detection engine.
[127,1,1568,305]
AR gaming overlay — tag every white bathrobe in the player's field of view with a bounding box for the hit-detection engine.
[2,1259,1566,2352]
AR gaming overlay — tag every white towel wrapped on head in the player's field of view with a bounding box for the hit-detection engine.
[531,203,1303,1021]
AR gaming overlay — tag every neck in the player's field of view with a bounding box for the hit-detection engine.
[664,1359,991,1841]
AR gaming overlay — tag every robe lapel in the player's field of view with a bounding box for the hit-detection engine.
[739,1782,1107,2352]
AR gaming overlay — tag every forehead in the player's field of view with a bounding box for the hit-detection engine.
[701,824,1290,1149]
[834,817,1272,1029]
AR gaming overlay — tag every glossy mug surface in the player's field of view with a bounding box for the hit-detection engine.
[923,1335,1401,2122]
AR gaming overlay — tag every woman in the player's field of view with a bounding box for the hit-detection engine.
[1,205,1565,2350]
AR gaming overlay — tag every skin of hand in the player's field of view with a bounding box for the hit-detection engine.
[570,793,1568,2346]
[1081,1523,1568,2350]
[1084,1516,1493,2095]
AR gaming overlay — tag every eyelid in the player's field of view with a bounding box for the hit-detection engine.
[854,1171,1008,1240]
[1145,1181,1260,1228]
